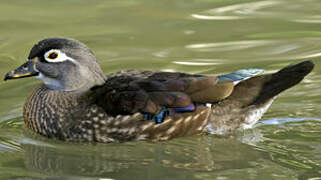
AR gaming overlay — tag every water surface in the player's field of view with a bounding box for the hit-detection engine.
[0,0,320,179]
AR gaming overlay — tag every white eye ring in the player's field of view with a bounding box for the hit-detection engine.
[44,49,76,63]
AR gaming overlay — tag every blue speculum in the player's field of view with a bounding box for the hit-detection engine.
[143,104,206,124]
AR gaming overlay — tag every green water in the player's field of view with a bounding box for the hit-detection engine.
[0,0,320,179]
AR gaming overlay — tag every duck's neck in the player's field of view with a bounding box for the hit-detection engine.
[23,85,88,139]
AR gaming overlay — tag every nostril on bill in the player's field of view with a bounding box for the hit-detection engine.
[22,65,28,71]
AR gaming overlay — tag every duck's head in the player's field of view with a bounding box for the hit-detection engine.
[4,38,106,91]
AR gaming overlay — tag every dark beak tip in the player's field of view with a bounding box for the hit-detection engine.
[4,71,13,81]
[3,60,39,81]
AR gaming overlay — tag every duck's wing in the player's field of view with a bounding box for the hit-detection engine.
[223,61,314,107]
[208,61,315,134]
[91,70,234,116]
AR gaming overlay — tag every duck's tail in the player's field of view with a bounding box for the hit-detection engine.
[207,61,314,134]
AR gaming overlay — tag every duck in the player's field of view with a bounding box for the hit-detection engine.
[4,37,314,143]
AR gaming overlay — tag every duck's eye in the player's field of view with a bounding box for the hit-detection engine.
[44,49,70,63]
[47,52,58,59]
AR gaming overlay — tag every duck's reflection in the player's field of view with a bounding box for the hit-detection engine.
[21,131,267,178]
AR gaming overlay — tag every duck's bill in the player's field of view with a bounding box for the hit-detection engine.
[4,59,39,81]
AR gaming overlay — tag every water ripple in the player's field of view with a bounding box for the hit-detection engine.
[186,40,274,52]
[191,0,283,21]
[185,38,321,61]
[293,16,321,24]
[172,61,220,66]
[258,117,321,126]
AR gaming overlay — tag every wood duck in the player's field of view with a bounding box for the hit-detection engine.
[4,38,314,143]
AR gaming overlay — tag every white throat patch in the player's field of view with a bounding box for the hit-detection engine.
[36,73,63,90]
